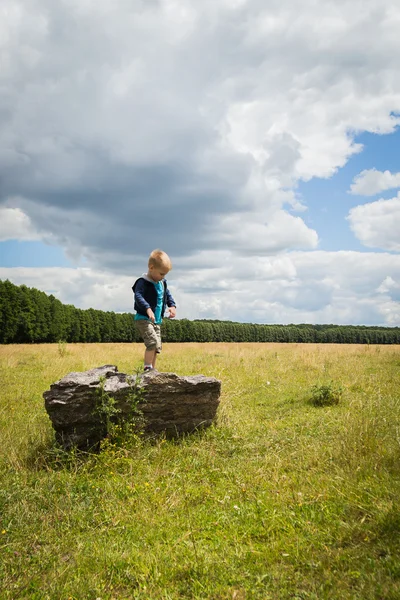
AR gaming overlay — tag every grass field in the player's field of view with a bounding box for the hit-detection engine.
[1,342,400,599]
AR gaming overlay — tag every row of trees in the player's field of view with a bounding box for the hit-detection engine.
[1,279,399,345]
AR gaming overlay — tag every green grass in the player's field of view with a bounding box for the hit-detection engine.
[1,342,400,599]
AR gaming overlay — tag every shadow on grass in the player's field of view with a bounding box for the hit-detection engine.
[377,507,400,544]
[24,436,96,472]
[24,423,221,472]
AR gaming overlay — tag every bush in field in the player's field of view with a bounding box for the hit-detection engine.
[309,381,344,406]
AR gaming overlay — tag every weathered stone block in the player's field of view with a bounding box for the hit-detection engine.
[43,365,221,450]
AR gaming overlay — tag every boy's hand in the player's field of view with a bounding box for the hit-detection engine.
[146,308,155,322]
[168,306,176,319]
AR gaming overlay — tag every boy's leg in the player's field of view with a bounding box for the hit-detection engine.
[144,348,156,368]
[135,320,158,370]
[146,326,161,369]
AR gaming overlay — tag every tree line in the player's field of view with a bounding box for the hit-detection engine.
[1,279,399,345]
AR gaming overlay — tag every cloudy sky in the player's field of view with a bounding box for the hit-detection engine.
[1,0,400,326]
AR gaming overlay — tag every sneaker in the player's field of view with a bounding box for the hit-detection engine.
[143,366,154,372]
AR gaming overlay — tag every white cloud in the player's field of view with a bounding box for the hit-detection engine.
[208,210,318,254]
[377,275,399,295]
[1,0,400,270]
[350,168,400,196]
[0,206,41,241]
[178,250,400,325]
[347,193,400,251]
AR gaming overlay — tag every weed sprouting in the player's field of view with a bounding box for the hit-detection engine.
[57,339,68,357]
[95,375,121,430]
[95,374,146,448]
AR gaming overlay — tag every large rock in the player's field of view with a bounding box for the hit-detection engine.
[43,365,221,450]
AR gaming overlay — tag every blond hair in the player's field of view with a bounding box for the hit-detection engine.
[148,249,172,270]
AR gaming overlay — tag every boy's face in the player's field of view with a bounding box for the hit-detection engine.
[148,264,169,283]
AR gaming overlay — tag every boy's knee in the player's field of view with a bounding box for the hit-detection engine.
[135,320,162,353]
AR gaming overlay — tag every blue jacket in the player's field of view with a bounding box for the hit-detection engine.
[132,276,176,318]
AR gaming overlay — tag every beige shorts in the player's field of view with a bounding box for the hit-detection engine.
[135,320,162,353]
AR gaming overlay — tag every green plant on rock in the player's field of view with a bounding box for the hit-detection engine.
[121,373,147,436]
[95,376,121,432]
[309,380,344,407]
[95,374,146,447]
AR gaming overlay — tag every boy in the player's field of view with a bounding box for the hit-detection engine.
[132,249,176,372]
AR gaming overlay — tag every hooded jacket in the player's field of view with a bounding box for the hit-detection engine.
[132,273,176,319]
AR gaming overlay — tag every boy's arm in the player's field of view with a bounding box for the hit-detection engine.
[165,286,176,308]
[165,284,176,318]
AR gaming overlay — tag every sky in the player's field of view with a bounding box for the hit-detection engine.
[1,0,400,326]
